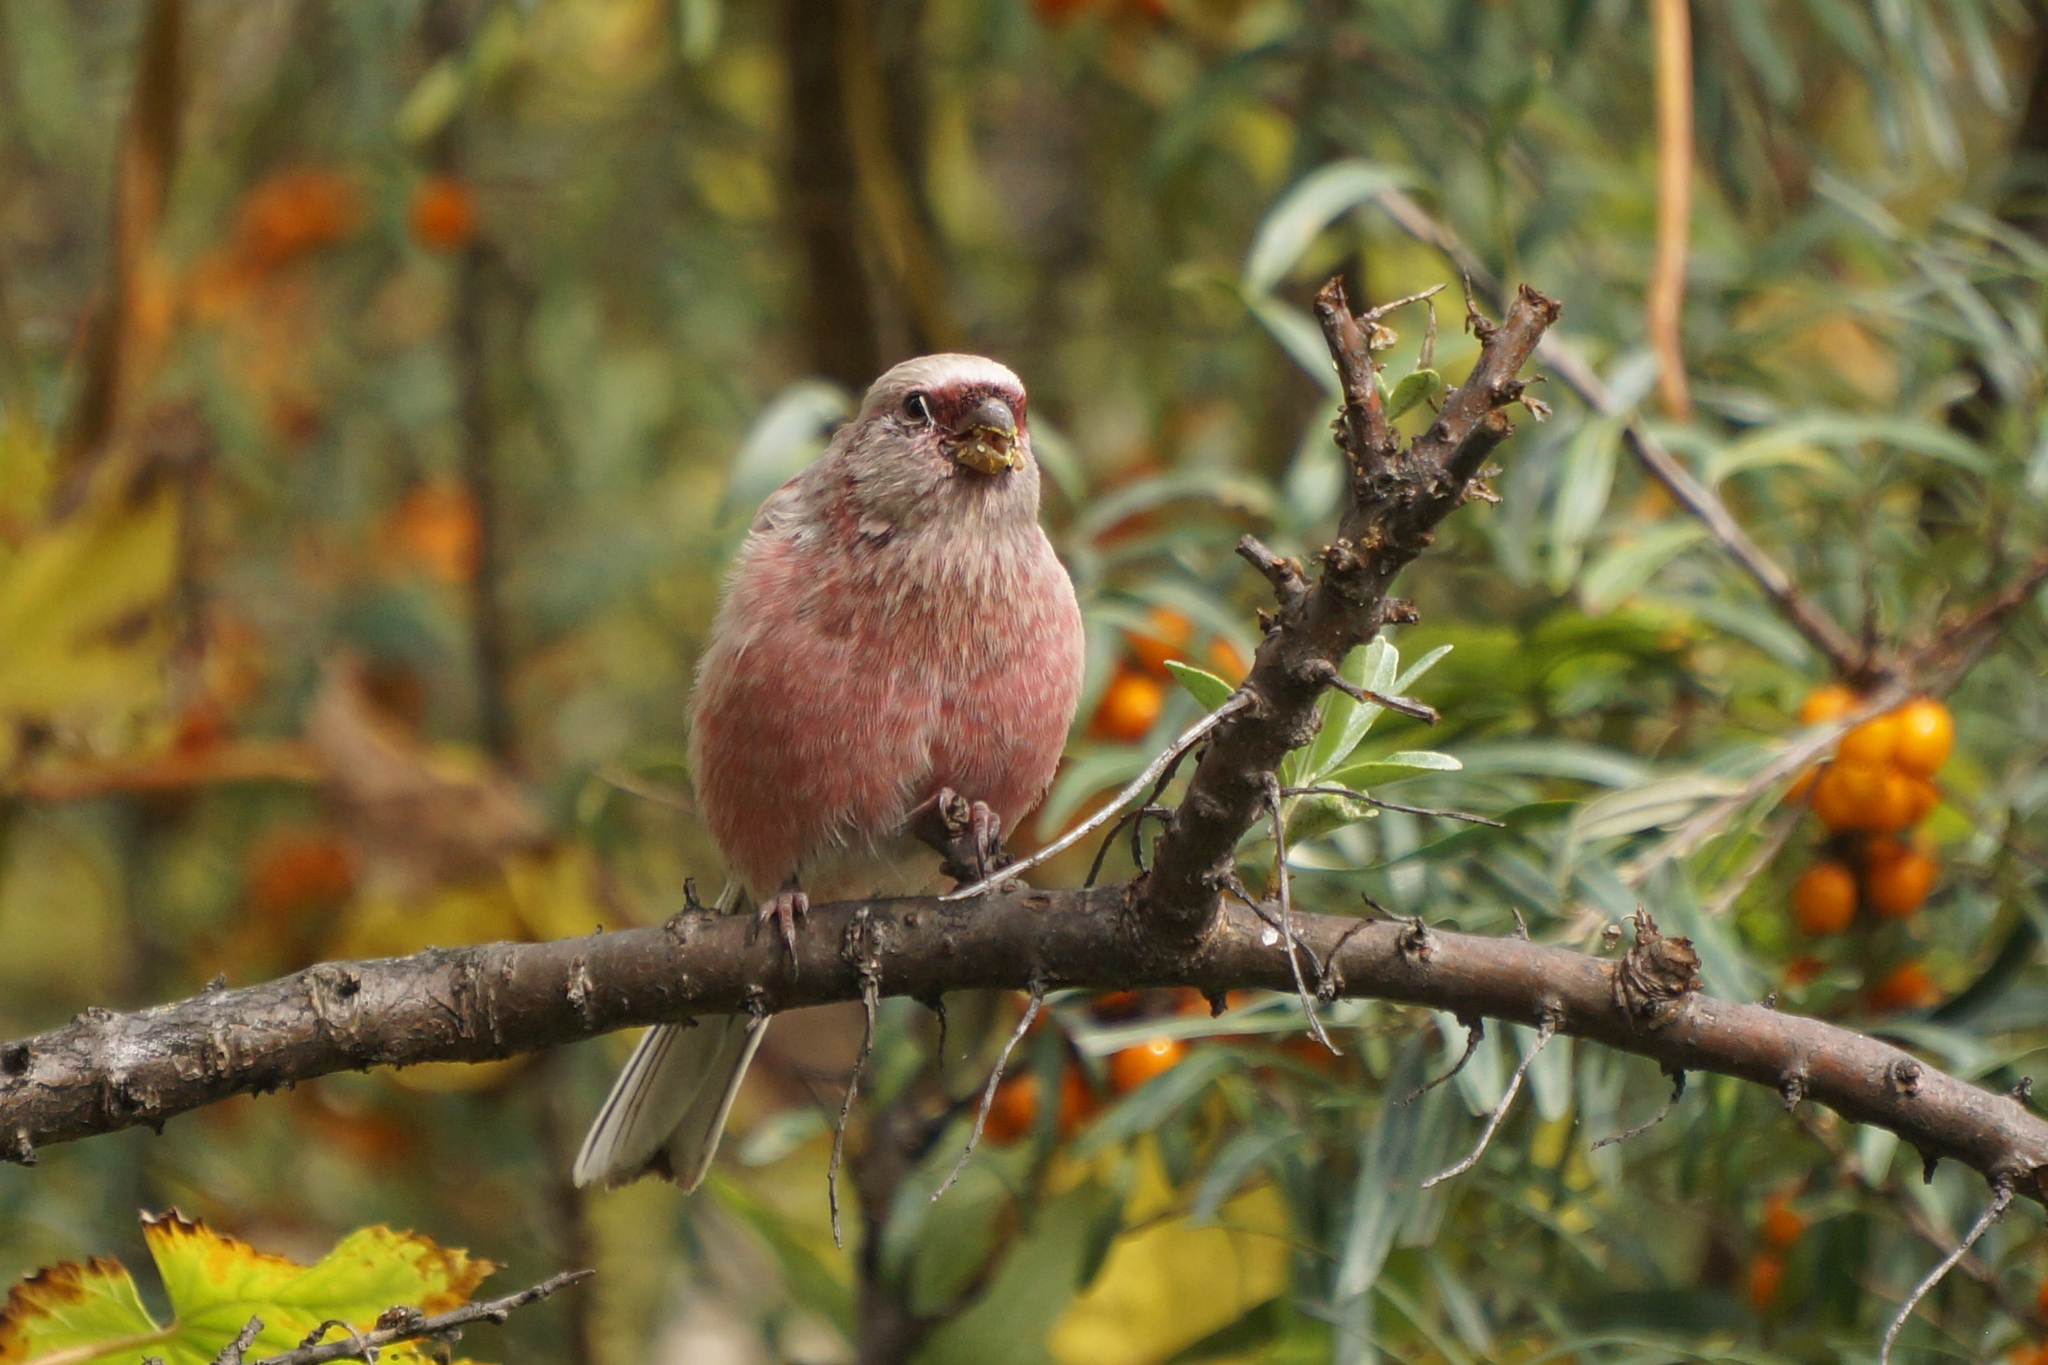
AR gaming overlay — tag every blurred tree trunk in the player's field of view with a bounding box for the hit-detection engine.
[780,0,953,386]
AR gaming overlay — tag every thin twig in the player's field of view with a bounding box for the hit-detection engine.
[943,694,1252,901]
[1263,776,1338,1055]
[1702,802,1805,918]
[932,988,1042,1200]
[828,978,879,1249]
[1591,1069,1686,1150]
[1369,186,1865,678]
[247,1269,594,1365]
[1421,1017,1555,1189]
[214,1318,263,1365]
[1404,1017,1484,1104]
[1877,1180,2014,1365]
[594,765,694,813]
[1282,785,1503,827]
[1303,659,1440,722]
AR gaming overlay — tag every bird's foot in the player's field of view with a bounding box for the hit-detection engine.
[914,788,1012,887]
[757,882,808,960]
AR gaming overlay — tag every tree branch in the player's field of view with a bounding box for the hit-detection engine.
[1140,281,1561,935]
[5,899,2047,1207]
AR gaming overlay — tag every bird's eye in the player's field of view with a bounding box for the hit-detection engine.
[902,392,932,425]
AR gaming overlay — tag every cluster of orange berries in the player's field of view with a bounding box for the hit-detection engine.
[983,989,1197,1144]
[1787,688,1954,938]
[1089,607,1249,743]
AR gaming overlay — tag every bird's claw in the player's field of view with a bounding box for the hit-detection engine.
[758,884,808,961]
[914,787,1011,886]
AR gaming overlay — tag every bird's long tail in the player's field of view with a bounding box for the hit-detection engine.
[572,884,767,1190]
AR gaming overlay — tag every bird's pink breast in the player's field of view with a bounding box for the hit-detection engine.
[688,519,1084,898]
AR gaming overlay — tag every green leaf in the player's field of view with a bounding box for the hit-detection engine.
[1073,1048,1237,1158]
[0,1213,497,1365]
[1300,639,1398,786]
[1547,415,1623,590]
[1242,160,1410,295]
[1386,367,1445,420]
[1163,659,1235,711]
[1579,523,1708,611]
[1566,774,1744,848]
[1243,295,1341,396]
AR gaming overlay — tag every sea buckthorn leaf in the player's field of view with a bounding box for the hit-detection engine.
[0,1212,495,1365]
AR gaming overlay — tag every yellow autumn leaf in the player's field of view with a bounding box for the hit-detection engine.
[0,1211,497,1365]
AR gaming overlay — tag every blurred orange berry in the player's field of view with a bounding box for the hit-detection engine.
[1865,847,1937,920]
[1799,684,1858,725]
[1812,762,1885,831]
[1745,1251,1784,1311]
[1837,714,1900,767]
[1862,769,1917,833]
[1893,698,1955,777]
[1091,990,1145,1021]
[1109,1036,1186,1093]
[237,169,360,268]
[1783,765,1819,803]
[1783,955,1827,987]
[390,481,480,584]
[1869,960,1942,1012]
[410,175,477,253]
[1092,668,1164,741]
[1901,776,1940,827]
[248,831,355,919]
[2036,1272,2048,1323]
[1127,607,1193,677]
[1792,862,1857,935]
[1760,1191,1806,1249]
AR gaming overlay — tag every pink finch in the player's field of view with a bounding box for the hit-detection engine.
[575,354,1086,1188]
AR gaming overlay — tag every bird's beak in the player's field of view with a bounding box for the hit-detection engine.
[948,396,1023,475]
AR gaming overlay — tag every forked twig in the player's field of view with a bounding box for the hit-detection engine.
[1404,1017,1484,1105]
[1421,1017,1555,1189]
[1261,775,1338,1055]
[827,978,879,1249]
[932,987,1043,1200]
[944,695,1252,901]
[242,1270,594,1365]
[1591,1069,1687,1150]
[1877,1179,2015,1365]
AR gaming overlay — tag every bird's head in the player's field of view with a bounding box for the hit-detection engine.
[831,355,1041,530]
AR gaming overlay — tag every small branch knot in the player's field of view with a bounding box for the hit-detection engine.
[1890,1058,1924,1096]
[1612,909,1701,1026]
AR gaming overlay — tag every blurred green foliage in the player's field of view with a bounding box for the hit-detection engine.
[5,0,2048,1362]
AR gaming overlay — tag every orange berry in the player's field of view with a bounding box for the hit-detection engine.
[1865,848,1937,920]
[1745,1251,1785,1311]
[1901,776,1940,827]
[248,831,355,918]
[1090,990,1145,1021]
[1784,765,1819,803]
[2036,1272,2048,1323]
[1893,698,1955,777]
[1091,669,1164,741]
[1837,714,1900,767]
[1861,769,1917,833]
[1812,762,1885,831]
[389,480,481,584]
[1760,1192,1806,1249]
[1869,960,1942,1011]
[1127,607,1194,677]
[983,1074,1039,1145]
[1792,862,1858,935]
[237,169,360,267]
[410,175,477,253]
[1108,1036,1187,1093]
[1800,684,1858,725]
[1783,955,1827,987]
